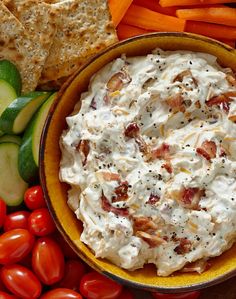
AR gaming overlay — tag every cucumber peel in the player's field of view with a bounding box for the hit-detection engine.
[18,92,57,183]
[0,60,22,96]
[0,79,17,116]
[0,91,51,134]
[0,134,22,145]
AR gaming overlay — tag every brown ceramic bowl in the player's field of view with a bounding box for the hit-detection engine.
[40,32,236,293]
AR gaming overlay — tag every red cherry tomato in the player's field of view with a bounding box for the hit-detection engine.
[32,237,65,285]
[24,185,46,210]
[0,264,42,299]
[80,271,123,299]
[3,211,30,232]
[152,291,201,299]
[28,208,56,236]
[117,289,134,299]
[0,199,6,228]
[52,232,78,259]
[56,259,86,291]
[0,291,19,299]
[0,229,35,264]
[40,288,83,299]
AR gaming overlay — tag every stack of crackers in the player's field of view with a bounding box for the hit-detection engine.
[0,0,118,93]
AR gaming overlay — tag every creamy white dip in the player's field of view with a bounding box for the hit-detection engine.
[59,49,236,276]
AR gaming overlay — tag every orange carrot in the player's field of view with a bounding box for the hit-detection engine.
[108,0,133,27]
[160,0,236,7]
[176,7,236,26]
[122,4,186,32]
[218,39,235,47]
[117,23,151,40]
[133,0,177,16]
[186,21,236,39]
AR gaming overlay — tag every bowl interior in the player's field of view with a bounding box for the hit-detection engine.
[40,32,236,292]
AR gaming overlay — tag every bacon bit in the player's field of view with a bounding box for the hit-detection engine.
[162,162,173,174]
[226,74,236,87]
[76,140,90,166]
[124,122,140,138]
[135,136,149,154]
[174,238,192,255]
[124,122,148,153]
[219,146,227,157]
[99,172,120,181]
[106,71,131,92]
[112,181,129,202]
[206,94,232,112]
[196,140,217,161]
[133,216,158,232]
[101,193,129,217]
[136,231,164,248]
[182,188,204,207]
[152,143,170,160]
[173,69,198,86]
[166,93,185,113]
[89,97,97,110]
[146,194,160,205]
[180,259,211,274]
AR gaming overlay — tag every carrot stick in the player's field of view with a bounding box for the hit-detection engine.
[186,21,236,39]
[218,39,235,48]
[122,4,186,32]
[108,0,133,27]
[176,7,236,26]
[160,0,236,7]
[133,0,177,16]
[117,23,151,40]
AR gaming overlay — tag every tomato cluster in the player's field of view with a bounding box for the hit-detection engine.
[0,185,201,299]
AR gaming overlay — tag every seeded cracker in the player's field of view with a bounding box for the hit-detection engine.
[39,0,118,86]
[0,1,57,93]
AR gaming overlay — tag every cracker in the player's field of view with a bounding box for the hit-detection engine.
[39,0,118,84]
[1,0,57,93]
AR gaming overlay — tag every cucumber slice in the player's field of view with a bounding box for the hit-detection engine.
[0,91,51,134]
[19,92,57,183]
[0,134,21,145]
[0,79,17,116]
[0,60,22,96]
[0,142,28,206]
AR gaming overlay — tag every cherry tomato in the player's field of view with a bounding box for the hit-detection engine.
[40,288,83,299]
[0,229,35,264]
[56,259,86,291]
[80,271,123,299]
[32,237,65,285]
[117,289,134,299]
[0,199,6,228]
[152,291,201,299]
[24,186,46,210]
[0,291,19,299]
[1,264,42,299]
[53,232,78,259]
[28,208,56,236]
[3,211,30,232]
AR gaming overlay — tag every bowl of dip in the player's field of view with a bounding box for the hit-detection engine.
[40,32,236,292]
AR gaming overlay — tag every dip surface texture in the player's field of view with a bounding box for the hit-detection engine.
[59,49,236,276]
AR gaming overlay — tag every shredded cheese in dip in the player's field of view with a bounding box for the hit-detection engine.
[59,49,236,276]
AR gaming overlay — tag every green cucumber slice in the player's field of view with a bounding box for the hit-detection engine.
[0,134,22,145]
[19,92,57,183]
[0,142,28,206]
[0,60,22,96]
[0,79,17,116]
[0,91,51,134]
